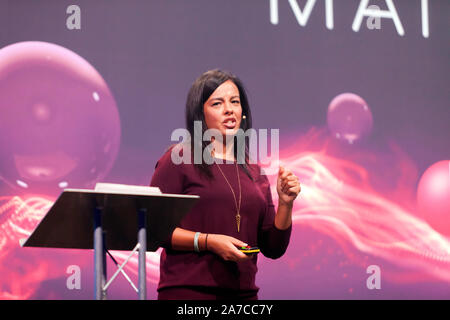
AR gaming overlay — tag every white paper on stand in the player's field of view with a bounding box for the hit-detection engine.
[94,183,162,196]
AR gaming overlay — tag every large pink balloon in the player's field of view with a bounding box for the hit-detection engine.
[327,93,373,144]
[417,160,450,237]
[0,42,121,196]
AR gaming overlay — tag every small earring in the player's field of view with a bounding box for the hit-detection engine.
[242,115,246,119]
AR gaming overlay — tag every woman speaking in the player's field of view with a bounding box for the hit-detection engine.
[150,69,301,300]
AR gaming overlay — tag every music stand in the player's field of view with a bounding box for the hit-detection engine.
[22,188,199,300]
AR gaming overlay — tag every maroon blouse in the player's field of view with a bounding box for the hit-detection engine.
[150,146,292,296]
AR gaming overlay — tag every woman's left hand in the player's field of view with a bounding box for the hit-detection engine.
[276,166,301,205]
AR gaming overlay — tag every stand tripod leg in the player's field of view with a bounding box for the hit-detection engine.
[138,208,147,300]
[94,206,107,300]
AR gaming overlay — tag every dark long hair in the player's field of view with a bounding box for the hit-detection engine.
[185,69,255,180]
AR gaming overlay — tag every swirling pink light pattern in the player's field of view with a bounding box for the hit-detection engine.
[0,195,53,253]
[265,128,450,283]
[0,195,56,299]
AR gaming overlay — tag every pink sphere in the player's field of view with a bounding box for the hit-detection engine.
[417,160,450,237]
[327,93,373,144]
[0,42,121,196]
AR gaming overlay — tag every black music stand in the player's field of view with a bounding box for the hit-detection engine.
[22,187,199,300]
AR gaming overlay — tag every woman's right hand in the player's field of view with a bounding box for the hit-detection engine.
[207,234,253,262]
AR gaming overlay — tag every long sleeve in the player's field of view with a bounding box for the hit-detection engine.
[257,174,292,259]
[149,146,185,249]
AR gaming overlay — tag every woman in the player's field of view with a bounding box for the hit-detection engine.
[150,69,301,300]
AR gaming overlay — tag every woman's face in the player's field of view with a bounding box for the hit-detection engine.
[203,80,243,139]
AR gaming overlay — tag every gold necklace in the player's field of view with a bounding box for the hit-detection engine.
[215,160,242,232]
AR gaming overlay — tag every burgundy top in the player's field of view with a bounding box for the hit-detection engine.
[150,146,292,295]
